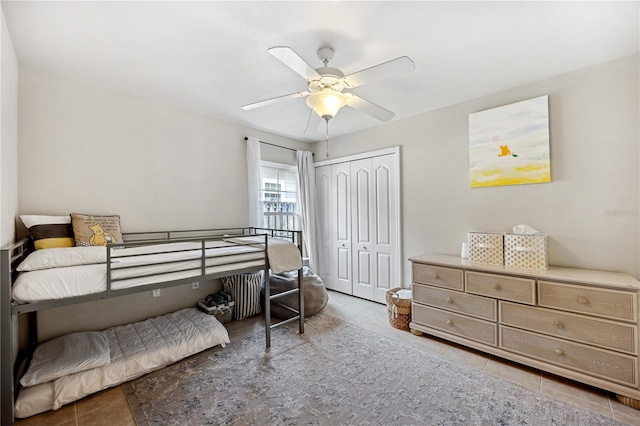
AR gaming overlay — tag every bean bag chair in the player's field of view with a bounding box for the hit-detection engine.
[260,267,328,319]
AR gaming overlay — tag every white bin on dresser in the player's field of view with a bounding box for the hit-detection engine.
[504,234,548,269]
[408,254,640,410]
[468,232,504,265]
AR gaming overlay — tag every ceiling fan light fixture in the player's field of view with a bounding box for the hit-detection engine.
[306,89,347,120]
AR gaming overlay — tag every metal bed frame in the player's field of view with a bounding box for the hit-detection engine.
[0,226,303,424]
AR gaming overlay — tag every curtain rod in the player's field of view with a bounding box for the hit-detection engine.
[244,137,297,153]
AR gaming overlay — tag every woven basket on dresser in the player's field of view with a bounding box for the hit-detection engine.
[386,287,412,330]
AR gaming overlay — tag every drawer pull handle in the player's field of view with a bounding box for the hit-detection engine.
[446,320,453,326]
[577,296,588,305]
[554,321,565,329]
[554,349,564,356]
[433,274,439,280]
[494,284,501,290]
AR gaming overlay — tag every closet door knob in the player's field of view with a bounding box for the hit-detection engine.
[554,321,565,329]
[341,244,346,248]
[554,349,564,356]
[363,246,367,250]
[577,296,588,305]
[446,298,453,304]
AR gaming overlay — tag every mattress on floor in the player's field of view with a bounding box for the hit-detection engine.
[15,307,230,418]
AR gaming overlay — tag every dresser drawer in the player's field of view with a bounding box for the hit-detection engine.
[466,271,536,305]
[412,304,497,346]
[538,281,637,322]
[412,263,464,291]
[414,283,497,321]
[500,326,637,386]
[500,302,637,354]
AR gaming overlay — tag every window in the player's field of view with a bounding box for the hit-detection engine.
[260,162,300,231]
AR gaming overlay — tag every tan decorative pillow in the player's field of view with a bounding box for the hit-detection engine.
[71,214,124,247]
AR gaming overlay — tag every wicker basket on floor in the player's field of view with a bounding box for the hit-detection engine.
[386,287,412,330]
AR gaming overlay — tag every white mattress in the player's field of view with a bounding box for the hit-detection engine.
[15,307,230,418]
[13,237,300,303]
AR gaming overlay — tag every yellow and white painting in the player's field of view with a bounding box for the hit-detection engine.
[469,95,550,188]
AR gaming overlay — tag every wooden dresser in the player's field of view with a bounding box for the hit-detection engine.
[409,254,640,408]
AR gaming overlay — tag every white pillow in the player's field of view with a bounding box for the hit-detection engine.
[20,331,110,387]
[17,246,110,272]
[19,215,70,228]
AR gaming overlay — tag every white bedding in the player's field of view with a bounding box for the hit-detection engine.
[13,237,300,303]
[225,236,303,274]
[15,308,230,418]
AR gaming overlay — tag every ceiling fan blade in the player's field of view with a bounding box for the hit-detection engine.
[345,94,395,122]
[268,46,321,81]
[304,110,321,135]
[242,91,310,110]
[344,56,415,88]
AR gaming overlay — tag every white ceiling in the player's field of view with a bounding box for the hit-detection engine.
[3,1,639,143]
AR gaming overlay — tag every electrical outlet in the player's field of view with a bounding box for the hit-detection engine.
[192,282,199,290]
[152,289,161,298]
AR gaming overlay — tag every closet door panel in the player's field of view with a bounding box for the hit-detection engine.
[376,252,392,294]
[357,250,372,283]
[335,170,350,242]
[375,163,391,245]
[315,166,332,288]
[337,246,351,281]
[331,162,352,294]
[354,165,372,244]
[352,159,375,300]
[373,154,398,303]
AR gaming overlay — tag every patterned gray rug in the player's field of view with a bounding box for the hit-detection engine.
[124,312,624,425]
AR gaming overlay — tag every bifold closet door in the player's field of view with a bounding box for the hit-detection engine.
[315,149,399,301]
[351,154,397,303]
[315,165,332,289]
[371,154,397,303]
[331,162,352,294]
[351,158,375,300]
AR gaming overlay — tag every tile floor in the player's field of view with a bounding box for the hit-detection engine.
[15,290,640,425]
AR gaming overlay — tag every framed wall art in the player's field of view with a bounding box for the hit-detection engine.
[469,95,550,188]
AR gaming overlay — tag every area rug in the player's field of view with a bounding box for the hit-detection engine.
[124,313,624,425]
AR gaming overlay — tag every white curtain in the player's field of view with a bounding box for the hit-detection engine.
[246,137,263,228]
[297,151,319,272]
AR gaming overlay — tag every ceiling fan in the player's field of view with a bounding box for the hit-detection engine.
[242,46,415,150]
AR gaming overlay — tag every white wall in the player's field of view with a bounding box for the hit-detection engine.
[19,66,311,231]
[1,7,19,422]
[313,55,640,282]
[18,66,312,339]
[1,8,18,247]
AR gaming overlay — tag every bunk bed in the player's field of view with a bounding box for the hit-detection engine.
[0,226,304,424]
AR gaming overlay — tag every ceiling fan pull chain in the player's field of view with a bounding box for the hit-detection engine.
[325,119,330,157]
